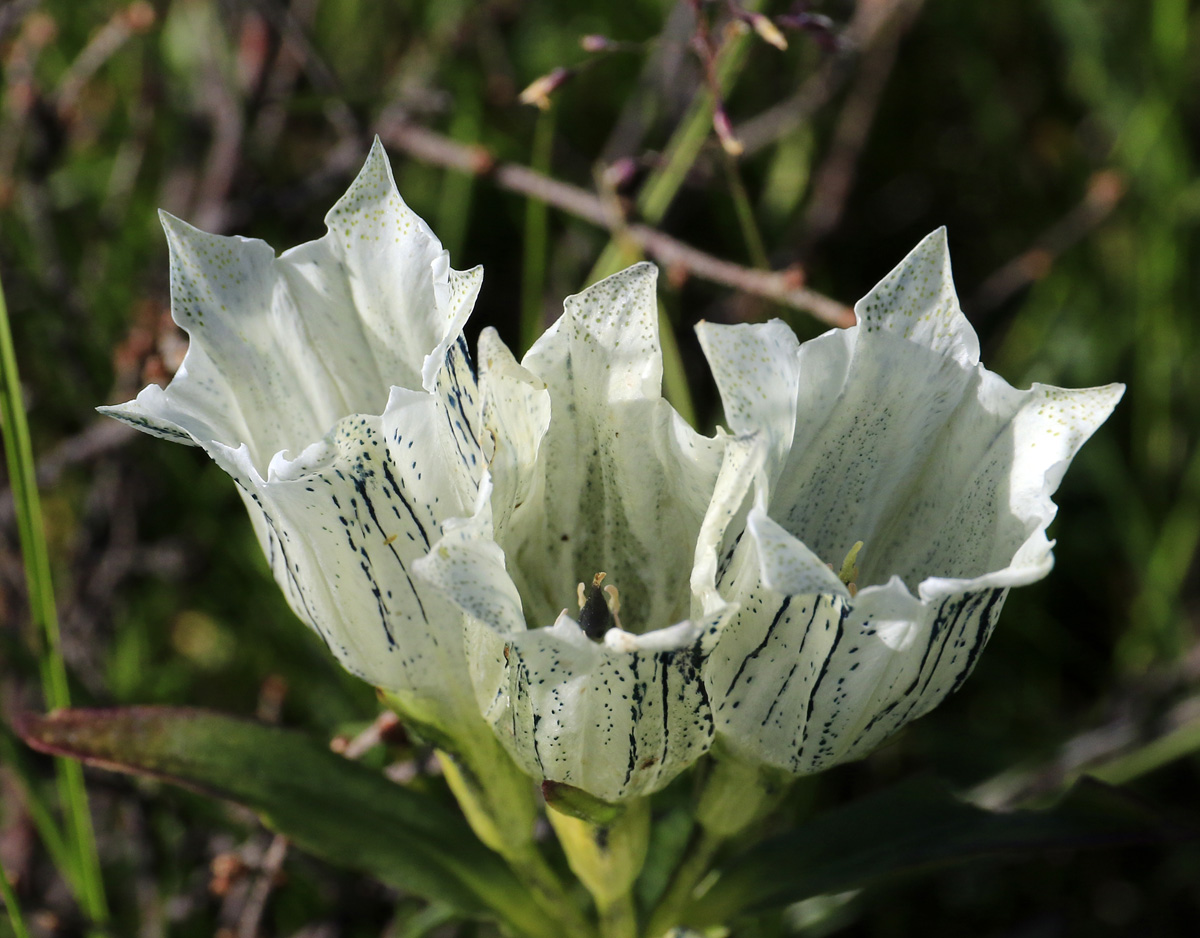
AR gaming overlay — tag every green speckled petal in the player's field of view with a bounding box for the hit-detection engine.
[100,141,484,728]
[417,268,734,801]
[102,138,482,476]
[212,388,479,724]
[700,230,1123,776]
[508,263,724,633]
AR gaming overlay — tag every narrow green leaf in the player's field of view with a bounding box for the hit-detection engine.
[13,707,556,938]
[685,776,1189,926]
[1,860,31,938]
[0,270,108,931]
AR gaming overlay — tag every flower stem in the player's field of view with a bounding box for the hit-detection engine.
[598,892,638,938]
[643,827,722,937]
[521,106,556,354]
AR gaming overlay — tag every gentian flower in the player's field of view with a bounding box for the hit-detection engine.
[696,230,1123,777]
[415,264,749,803]
[105,137,1121,816]
[102,141,488,739]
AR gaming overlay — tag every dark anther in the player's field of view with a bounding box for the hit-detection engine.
[579,572,612,641]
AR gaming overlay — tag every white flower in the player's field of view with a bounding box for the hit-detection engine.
[106,141,1121,808]
[102,140,487,735]
[415,265,746,803]
[696,229,1123,776]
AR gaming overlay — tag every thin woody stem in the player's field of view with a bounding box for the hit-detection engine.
[377,118,854,329]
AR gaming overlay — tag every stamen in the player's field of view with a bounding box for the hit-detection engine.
[602,584,623,631]
[837,541,863,584]
[838,540,864,596]
[578,573,613,641]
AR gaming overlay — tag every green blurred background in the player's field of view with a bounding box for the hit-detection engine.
[1,0,1198,934]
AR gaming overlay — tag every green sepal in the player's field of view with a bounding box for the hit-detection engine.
[695,744,793,839]
[13,707,557,938]
[542,779,624,826]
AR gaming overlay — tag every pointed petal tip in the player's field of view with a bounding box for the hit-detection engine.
[324,136,407,232]
[157,209,196,241]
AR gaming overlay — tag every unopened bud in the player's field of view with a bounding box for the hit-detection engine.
[580,34,615,53]
[713,107,744,157]
[749,13,788,50]
[519,67,572,110]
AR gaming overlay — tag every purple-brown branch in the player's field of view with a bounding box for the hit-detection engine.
[377,119,854,328]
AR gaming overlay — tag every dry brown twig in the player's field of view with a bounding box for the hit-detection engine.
[968,169,1126,319]
[733,0,915,157]
[377,118,854,328]
[798,0,926,255]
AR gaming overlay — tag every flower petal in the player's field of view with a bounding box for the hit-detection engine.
[694,319,800,473]
[464,613,714,803]
[706,577,1008,774]
[417,478,722,801]
[881,379,1126,597]
[102,139,482,476]
[475,328,551,539]
[700,230,1122,777]
[417,269,737,801]
[854,227,979,367]
[226,387,479,724]
[510,263,724,632]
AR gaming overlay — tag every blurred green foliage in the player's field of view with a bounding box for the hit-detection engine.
[1,0,1197,935]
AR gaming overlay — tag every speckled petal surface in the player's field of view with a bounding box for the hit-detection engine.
[463,612,714,802]
[102,138,482,476]
[417,266,734,800]
[507,263,724,633]
[699,229,1123,776]
[217,388,479,720]
[101,141,485,726]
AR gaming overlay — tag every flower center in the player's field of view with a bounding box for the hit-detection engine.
[576,572,623,640]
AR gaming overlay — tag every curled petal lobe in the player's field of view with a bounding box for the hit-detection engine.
[702,229,1123,775]
[213,390,478,722]
[465,614,714,803]
[101,141,485,728]
[509,263,724,633]
[854,227,979,366]
[102,138,482,475]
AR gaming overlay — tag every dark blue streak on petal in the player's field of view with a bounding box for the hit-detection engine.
[350,471,429,632]
[624,654,644,791]
[724,597,792,699]
[798,602,847,760]
[948,588,1006,695]
[914,592,979,702]
[760,601,823,730]
[808,603,854,764]
[716,530,744,585]
[659,654,673,780]
[440,339,482,476]
[343,483,399,649]
[231,477,330,648]
[380,459,431,550]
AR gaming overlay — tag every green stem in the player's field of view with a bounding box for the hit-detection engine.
[436,79,482,262]
[0,272,108,933]
[0,862,31,938]
[723,152,769,270]
[507,844,596,938]
[585,9,759,424]
[644,828,722,937]
[521,107,556,353]
[598,892,638,938]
